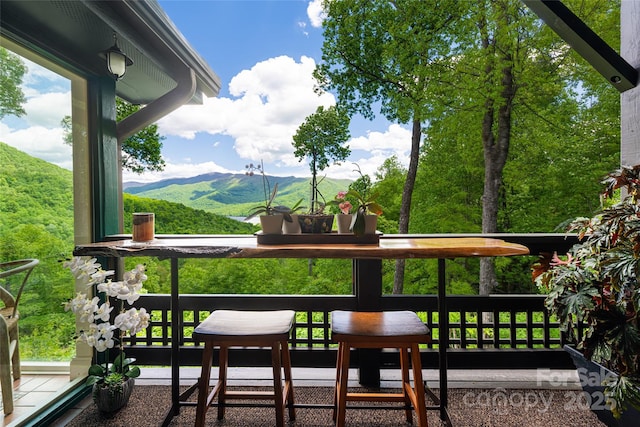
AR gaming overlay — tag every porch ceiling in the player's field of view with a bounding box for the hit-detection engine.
[0,0,221,105]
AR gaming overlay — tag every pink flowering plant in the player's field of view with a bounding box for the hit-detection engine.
[533,165,640,418]
[334,191,353,214]
[330,188,382,235]
[64,257,150,392]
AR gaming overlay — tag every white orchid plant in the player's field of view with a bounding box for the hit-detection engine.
[64,257,150,392]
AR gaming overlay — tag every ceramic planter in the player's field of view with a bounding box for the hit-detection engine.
[364,214,378,234]
[259,214,284,234]
[282,214,301,234]
[298,214,334,233]
[336,214,353,234]
[564,345,640,426]
[92,377,135,414]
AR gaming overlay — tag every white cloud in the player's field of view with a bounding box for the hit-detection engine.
[158,55,335,166]
[0,57,72,168]
[0,122,72,170]
[24,92,70,128]
[307,0,326,28]
[323,124,413,180]
[122,160,238,184]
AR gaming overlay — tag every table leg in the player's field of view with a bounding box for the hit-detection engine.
[438,258,450,424]
[171,257,180,413]
[162,258,181,427]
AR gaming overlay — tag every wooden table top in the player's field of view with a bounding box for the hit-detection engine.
[73,235,530,260]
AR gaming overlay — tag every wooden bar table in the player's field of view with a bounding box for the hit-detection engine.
[74,234,529,426]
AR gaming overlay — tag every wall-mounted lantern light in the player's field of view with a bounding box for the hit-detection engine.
[104,33,133,80]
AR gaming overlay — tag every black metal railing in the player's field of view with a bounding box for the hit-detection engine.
[122,233,580,370]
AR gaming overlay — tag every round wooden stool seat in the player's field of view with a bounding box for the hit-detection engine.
[193,310,296,427]
[331,310,431,427]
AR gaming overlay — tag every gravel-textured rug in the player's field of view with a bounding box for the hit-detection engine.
[66,386,605,426]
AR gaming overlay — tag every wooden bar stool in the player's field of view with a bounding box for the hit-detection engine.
[331,310,431,427]
[193,310,296,427]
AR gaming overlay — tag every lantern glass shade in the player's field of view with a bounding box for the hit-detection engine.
[104,34,133,81]
[106,48,127,79]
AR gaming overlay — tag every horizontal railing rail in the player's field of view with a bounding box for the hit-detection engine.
[120,233,582,370]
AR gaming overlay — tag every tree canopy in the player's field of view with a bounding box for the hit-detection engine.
[292,105,351,212]
[0,48,27,119]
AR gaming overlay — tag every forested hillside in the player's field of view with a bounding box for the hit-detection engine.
[123,194,257,234]
[125,172,352,216]
[0,142,295,361]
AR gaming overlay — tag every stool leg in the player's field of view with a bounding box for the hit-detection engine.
[280,339,296,421]
[400,347,413,424]
[271,341,285,427]
[332,340,344,422]
[335,342,350,427]
[195,342,214,427]
[217,344,229,420]
[410,343,428,427]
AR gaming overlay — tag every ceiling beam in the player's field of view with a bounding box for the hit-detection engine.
[522,0,638,92]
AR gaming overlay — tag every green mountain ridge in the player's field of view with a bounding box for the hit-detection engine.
[0,141,256,237]
[125,172,353,217]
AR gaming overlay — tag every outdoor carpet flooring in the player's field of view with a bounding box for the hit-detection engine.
[65,385,606,426]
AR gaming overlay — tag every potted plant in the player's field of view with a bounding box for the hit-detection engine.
[296,177,335,233]
[281,198,306,234]
[64,257,150,414]
[330,166,383,236]
[533,165,640,425]
[332,191,353,234]
[244,161,290,234]
[292,105,351,234]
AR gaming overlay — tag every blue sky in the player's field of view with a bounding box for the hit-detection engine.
[1,0,412,183]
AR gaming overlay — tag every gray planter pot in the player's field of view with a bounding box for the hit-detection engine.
[564,345,639,427]
[92,377,135,414]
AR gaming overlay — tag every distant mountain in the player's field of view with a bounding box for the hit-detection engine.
[124,172,352,217]
[0,141,258,237]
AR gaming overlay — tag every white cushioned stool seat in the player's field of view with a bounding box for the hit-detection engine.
[193,310,296,427]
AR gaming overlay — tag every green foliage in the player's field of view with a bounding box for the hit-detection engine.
[87,351,139,390]
[123,194,256,234]
[117,99,166,174]
[61,98,166,174]
[535,165,640,417]
[0,47,27,118]
[293,105,351,213]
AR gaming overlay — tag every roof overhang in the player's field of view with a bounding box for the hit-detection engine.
[0,0,221,105]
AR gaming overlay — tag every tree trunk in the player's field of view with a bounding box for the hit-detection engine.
[478,1,515,297]
[479,59,514,295]
[393,119,422,294]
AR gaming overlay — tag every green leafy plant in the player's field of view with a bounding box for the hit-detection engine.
[533,165,640,418]
[64,257,149,393]
[279,198,306,223]
[244,160,290,220]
